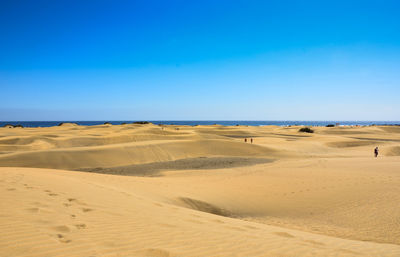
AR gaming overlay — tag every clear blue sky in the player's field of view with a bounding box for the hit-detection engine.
[1,0,399,121]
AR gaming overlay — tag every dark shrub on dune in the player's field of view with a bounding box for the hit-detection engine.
[104,122,112,125]
[3,124,14,128]
[133,121,150,124]
[58,122,78,126]
[299,127,314,133]
[13,124,24,128]
[326,124,335,127]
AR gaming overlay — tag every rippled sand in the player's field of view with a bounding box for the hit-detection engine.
[1,123,399,256]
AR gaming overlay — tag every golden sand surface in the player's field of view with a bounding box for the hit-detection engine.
[0,123,400,256]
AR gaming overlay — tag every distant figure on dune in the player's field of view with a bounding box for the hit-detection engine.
[251,138,253,144]
[374,147,379,158]
[244,138,247,143]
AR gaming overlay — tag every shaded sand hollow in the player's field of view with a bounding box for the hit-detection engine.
[0,123,400,257]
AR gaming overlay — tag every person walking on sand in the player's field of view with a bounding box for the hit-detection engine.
[250,138,253,144]
[244,138,247,143]
[374,146,379,158]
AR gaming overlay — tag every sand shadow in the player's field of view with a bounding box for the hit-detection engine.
[77,157,274,177]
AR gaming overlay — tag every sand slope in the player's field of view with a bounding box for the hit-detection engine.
[1,124,400,256]
[1,167,400,257]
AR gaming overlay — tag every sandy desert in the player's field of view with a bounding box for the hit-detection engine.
[1,123,400,257]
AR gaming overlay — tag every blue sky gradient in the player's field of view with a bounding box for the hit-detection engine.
[1,0,399,120]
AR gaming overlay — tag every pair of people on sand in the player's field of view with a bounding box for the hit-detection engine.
[244,138,253,143]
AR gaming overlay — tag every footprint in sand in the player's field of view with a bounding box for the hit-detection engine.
[67,198,87,206]
[81,208,94,213]
[44,190,58,196]
[23,184,34,189]
[53,225,71,233]
[74,223,87,229]
[56,233,71,243]
[51,226,72,243]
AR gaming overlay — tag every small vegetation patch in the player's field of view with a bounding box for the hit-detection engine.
[326,124,335,127]
[58,122,78,127]
[4,124,24,128]
[299,127,314,133]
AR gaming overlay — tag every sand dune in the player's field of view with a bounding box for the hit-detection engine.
[1,124,400,256]
[0,139,280,170]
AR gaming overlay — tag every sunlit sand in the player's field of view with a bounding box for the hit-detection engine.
[1,124,400,256]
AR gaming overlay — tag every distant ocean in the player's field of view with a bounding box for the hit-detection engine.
[1,121,399,128]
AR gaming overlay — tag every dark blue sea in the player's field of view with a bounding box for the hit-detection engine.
[1,121,399,128]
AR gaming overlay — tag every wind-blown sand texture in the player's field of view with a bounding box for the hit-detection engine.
[1,123,400,256]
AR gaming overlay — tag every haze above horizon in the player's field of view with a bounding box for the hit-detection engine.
[1,0,399,121]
